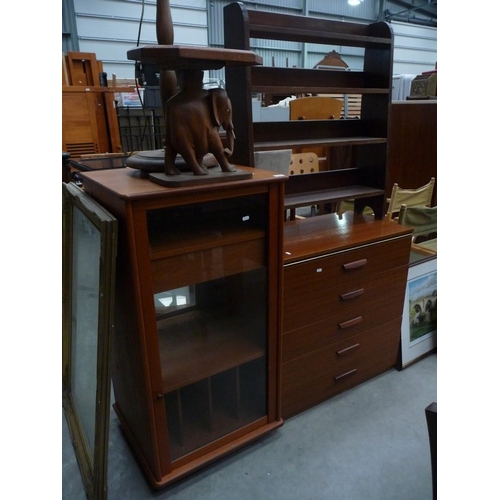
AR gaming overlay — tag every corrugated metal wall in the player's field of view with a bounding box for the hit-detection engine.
[66,0,436,80]
[71,0,209,79]
[391,21,437,74]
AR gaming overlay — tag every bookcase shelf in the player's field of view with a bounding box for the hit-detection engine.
[223,2,394,219]
[158,306,266,393]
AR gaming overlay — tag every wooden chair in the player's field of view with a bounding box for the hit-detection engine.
[289,97,343,171]
[398,204,437,254]
[289,152,319,176]
[289,96,343,121]
[335,199,374,219]
[287,152,320,219]
[386,177,435,220]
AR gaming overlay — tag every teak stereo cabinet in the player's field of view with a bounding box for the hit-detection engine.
[223,2,394,219]
[80,166,286,488]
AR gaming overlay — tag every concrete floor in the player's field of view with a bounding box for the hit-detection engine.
[63,353,437,500]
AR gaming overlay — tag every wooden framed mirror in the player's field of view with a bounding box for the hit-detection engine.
[62,182,117,500]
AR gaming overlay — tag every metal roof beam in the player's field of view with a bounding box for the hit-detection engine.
[390,1,436,18]
[386,0,437,19]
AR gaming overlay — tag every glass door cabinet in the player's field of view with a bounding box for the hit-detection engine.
[79,166,285,488]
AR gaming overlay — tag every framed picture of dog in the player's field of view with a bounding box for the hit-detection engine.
[400,255,437,369]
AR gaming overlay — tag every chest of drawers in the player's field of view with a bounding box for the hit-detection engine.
[282,213,413,418]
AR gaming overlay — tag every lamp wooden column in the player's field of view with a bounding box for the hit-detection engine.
[156,0,176,118]
[125,0,262,186]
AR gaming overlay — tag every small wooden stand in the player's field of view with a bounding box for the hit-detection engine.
[126,150,220,178]
[149,168,253,187]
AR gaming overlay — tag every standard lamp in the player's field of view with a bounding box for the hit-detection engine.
[126,0,262,186]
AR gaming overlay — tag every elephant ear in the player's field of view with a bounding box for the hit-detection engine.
[209,89,222,128]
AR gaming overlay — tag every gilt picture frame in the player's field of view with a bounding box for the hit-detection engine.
[400,255,437,369]
[62,182,117,500]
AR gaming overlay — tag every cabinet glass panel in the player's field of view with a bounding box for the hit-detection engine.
[148,195,269,461]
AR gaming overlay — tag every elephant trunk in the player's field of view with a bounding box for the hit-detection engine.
[224,127,235,157]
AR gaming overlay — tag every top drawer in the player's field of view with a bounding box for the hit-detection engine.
[284,236,410,301]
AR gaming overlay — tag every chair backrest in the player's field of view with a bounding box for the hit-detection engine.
[289,96,343,120]
[386,177,435,219]
[398,204,437,239]
[289,152,319,175]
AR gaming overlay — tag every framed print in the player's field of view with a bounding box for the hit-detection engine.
[62,182,117,500]
[400,254,437,369]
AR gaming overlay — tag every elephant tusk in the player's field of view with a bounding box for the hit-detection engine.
[224,128,235,157]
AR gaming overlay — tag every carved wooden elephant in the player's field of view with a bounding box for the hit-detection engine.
[164,70,236,176]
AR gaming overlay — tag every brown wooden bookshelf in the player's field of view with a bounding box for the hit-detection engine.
[223,2,394,219]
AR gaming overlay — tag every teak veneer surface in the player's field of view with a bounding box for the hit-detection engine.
[79,164,286,488]
[80,166,286,202]
[148,223,265,260]
[283,266,408,334]
[283,236,411,299]
[283,212,412,264]
[281,317,401,417]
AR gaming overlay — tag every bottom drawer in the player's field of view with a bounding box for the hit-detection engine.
[282,318,401,418]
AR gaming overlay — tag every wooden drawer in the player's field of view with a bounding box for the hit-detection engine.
[282,318,401,418]
[282,270,406,362]
[284,236,410,301]
[283,266,408,334]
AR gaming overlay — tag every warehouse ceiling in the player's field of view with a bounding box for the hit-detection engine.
[384,0,437,27]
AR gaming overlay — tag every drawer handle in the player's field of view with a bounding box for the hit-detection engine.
[340,288,365,300]
[334,368,358,381]
[343,258,367,271]
[338,316,363,329]
[336,343,360,356]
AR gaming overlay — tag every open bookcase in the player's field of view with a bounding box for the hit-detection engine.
[223,2,394,219]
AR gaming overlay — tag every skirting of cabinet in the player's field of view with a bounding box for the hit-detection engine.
[115,401,283,488]
[281,317,402,418]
